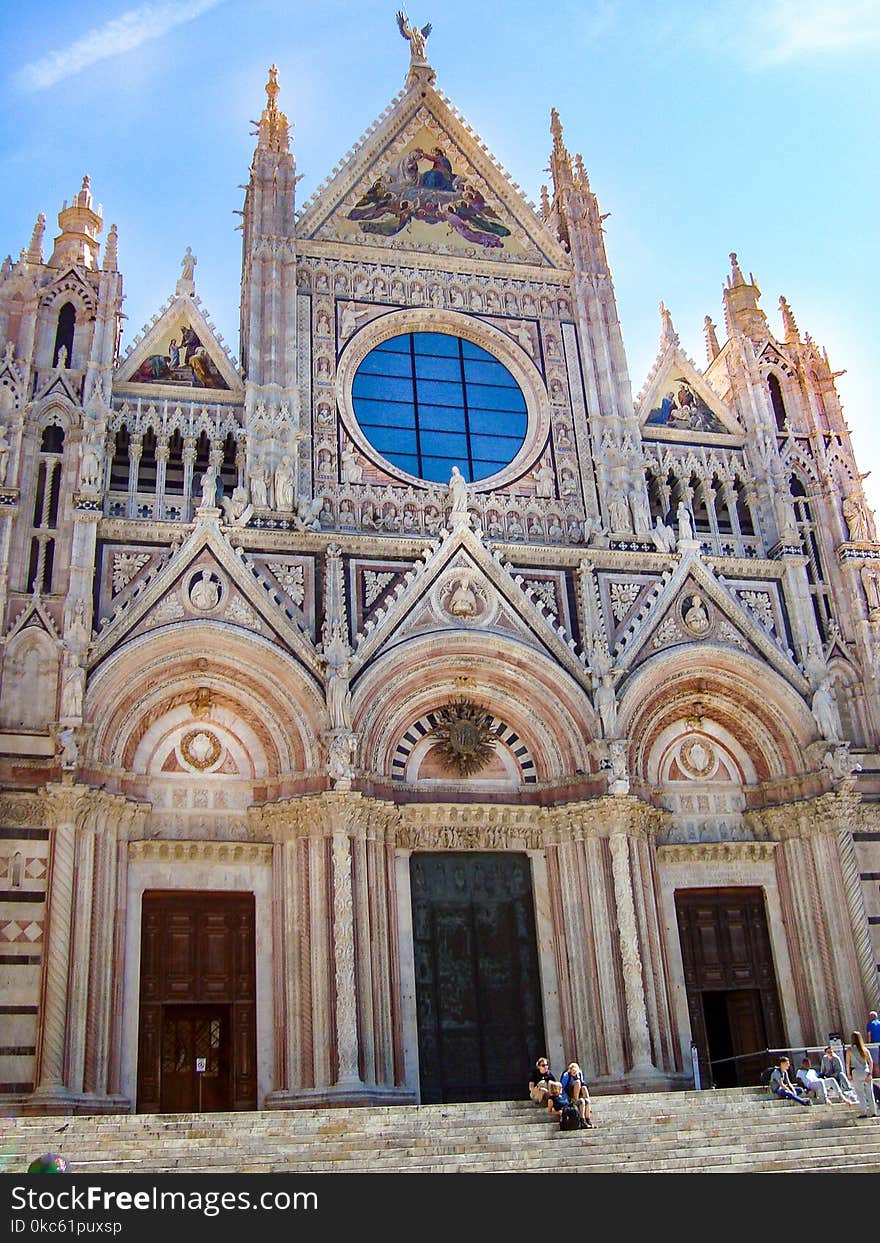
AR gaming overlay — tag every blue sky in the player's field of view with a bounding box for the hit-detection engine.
[1,0,877,506]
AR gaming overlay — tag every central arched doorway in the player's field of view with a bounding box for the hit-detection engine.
[410,852,545,1104]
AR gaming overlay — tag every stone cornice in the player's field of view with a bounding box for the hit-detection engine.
[744,787,862,841]
[658,841,777,864]
[2,785,150,834]
[128,839,272,866]
[252,790,400,842]
[296,241,570,284]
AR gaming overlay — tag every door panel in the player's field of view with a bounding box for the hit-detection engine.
[137,891,256,1113]
[410,853,545,1104]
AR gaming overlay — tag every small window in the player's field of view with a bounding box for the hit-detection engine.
[53,302,76,367]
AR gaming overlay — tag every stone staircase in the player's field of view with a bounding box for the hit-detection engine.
[3,1088,879,1174]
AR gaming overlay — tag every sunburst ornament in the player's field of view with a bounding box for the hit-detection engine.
[430,700,496,776]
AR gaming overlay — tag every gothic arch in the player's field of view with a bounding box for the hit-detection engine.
[353,632,597,782]
[618,646,815,784]
[86,624,325,778]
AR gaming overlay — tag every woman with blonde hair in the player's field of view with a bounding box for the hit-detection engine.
[846,1031,878,1118]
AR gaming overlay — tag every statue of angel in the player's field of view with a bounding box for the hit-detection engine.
[397,11,432,63]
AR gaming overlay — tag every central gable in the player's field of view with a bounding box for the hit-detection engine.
[298,86,567,269]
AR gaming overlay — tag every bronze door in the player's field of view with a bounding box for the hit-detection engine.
[410,853,545,1104]
[675,887,783,1087]
[159,1005,231,1112]
[137,891,256,1112]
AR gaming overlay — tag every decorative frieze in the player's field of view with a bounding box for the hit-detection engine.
[658,841,777,864]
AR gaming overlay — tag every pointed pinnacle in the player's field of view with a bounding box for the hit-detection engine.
[779,295,800,344]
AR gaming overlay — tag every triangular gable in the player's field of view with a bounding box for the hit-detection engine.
[115,292,242,394]
[637,344,740,438]
[352,522,589,686]
[88,517,320,676]
[34,369,81,406]
[613,547,807,691]
[4,595,60,643]
[297,78,568,269]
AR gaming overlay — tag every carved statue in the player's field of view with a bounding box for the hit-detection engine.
[327,731,357,788]
[341,447,364,484]
[221,484,252,527]
[651,516,676,553]
[842,492,870,542]
[249,456,269,508]
[683,593,710,635]
[448,466,469,525]
[595,672,618,739]
[396,11,432,62]
[57,726,79,768]
[608,489,631,535]
[862,564,880,618]
[199,462,219,509]
[604,738,629,795]
[448,578,479,619]
[190,570,220,612]
[0,421,9,487]
[823,743,862,783]
[628,484,652,536]
[273,454,296,511]
[78,428,103,493]
[811,676,843,742]
[325,646,353,732]
[676,500,694,542]
[59,648,85,720]
[534,461,555,499]
[180,246,197,284]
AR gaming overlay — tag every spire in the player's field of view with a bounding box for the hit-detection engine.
[102,223,118,272]
[256,64,290,153]
[727,251,747,288]
[722,250,767,342]
[27,213,45,264]
[573,152,590,190]
[539,184,551,221]
[49,174,103,269]
[704,314,720,362]
[779,295,800,345]
[659,300,679,350]
[100,223,118,273]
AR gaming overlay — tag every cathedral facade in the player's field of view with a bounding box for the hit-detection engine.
[1,33,879,1113]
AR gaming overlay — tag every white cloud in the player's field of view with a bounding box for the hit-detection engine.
[14,0,226,91]
[759,0,880,62]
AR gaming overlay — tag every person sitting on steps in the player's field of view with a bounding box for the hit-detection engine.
[558,1061,594,1129]
[768,1056,811,1106]
[528,1057,561,1107]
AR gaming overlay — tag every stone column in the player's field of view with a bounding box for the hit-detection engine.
[126,433,142,518]
[33,785,84,1104]
[331,829,360,1086]
[260,793,409,1109]
[609,831,655,1073]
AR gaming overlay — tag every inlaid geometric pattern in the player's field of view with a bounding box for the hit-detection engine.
[0,921,44,942]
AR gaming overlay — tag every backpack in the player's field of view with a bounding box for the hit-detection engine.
[559,1104,580,1132]
[759,1066,774,1087]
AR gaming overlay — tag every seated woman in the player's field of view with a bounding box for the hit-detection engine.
[528,1057,560,1107]
[559,1061,594,1128]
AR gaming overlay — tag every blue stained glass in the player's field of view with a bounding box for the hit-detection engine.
[415,354,463,382]
[414,332,460,356]
[420,430,469,457]
[418,404,467,431]
[352,330,527,484]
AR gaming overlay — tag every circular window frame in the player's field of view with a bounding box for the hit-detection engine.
[336,309,550,492]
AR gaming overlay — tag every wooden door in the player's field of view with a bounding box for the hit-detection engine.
[159,1005,231,1112]
[676,887,783,1087]
[410,853,545,1104]
[137,891,256,1113]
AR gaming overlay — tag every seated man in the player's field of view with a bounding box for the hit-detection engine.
[769,1056,811,1106]
[559,1061,594,1128]
[528,1057,560,1107]
[819,1046,857,1102]
[795,1057,844,1103]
